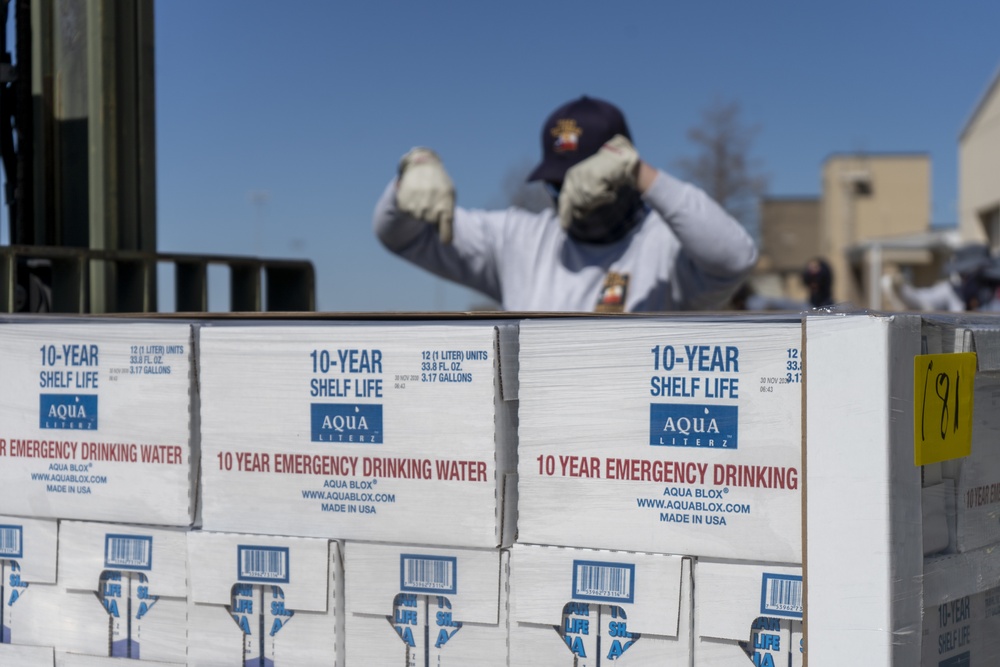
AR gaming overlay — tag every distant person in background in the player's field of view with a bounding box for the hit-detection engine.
[802,258,834,309]
[373,96,758,312]
[732,256,837,312]
[882,244,996,312]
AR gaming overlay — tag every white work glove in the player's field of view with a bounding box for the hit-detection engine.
[558,134,640,230]
[396,148,456,244]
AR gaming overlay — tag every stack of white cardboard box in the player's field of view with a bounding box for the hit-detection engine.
[2,312,1000,666]
[807,314,1000,667]
[513,317,804,666]
[0,321,196,666]
[195,321,518,666]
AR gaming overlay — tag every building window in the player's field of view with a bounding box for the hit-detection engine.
[842,170,873,197]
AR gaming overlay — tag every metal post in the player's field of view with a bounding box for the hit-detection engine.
[868,244,882,310]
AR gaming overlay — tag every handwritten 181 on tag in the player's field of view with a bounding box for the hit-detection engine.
[914,352,976,466]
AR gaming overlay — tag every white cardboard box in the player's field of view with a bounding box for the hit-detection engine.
[903,323,1000,557]
[921,585,1000,666]
[344,541,507,666]
[806,313,925,665]
[805,313,1000,664]
[55,653,180,667]
[923,543,1000,665]
[694,560,802,667]
[0,515,59,657]
[517,318,802,562]
[56,521,187,664]
[0,322,196,526]
[0,644,54,666]
[187,531,343,666]
[198,322,518,548]
[941,328,1000,554]
[509,544,691,666]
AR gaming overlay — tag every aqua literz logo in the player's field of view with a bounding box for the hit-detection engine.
[40,394,98,430]
[311,403,383,443]
[649,403,738,449]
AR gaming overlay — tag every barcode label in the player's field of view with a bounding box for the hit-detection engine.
[104,534,153,570]
[572,560,635,603]
[0,525,23,558]
[400,554,457,594]
[760,573,803,618]
[237,546,290,583]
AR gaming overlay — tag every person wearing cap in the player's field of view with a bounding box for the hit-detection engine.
[373,96,758,312]
[802,258,834,309]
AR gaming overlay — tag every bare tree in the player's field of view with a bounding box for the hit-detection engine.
[675,99,767,241]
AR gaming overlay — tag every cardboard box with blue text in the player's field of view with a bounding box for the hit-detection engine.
[344,541,507,666]
[197,322,518,548]
[187,531,343,666]
[56,520,187,665]
[517,318,802,562]
[509,544,691,666]
[0,322,196,526]
[694,560,803,667]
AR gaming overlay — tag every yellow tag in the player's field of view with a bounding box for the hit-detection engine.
[914,353,976,465]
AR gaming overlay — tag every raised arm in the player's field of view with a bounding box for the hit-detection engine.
[372,157,507,304]
[639,166,758,280]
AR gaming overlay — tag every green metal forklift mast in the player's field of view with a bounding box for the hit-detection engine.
[0,245,316,313]
[1,0,316,313]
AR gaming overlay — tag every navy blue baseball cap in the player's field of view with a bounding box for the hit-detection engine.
[527,96,632,184]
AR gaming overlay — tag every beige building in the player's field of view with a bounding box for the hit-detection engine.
[758,154,962,309]
[959,67,1000,251]
[757,65,1000,311]
[820,154,933,305]
[757,197,820,303]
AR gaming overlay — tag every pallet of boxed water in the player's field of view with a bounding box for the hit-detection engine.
[0,321,196,526]
[197,321,518,548]
[516,316,802,562]
[806,312,1000,664]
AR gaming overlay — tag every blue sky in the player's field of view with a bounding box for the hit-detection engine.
[4,1,1000,311]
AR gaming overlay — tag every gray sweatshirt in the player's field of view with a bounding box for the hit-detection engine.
[373,170,758,312]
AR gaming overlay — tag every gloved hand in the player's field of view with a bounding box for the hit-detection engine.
[558,134,640,230]
[396,148,456,244]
